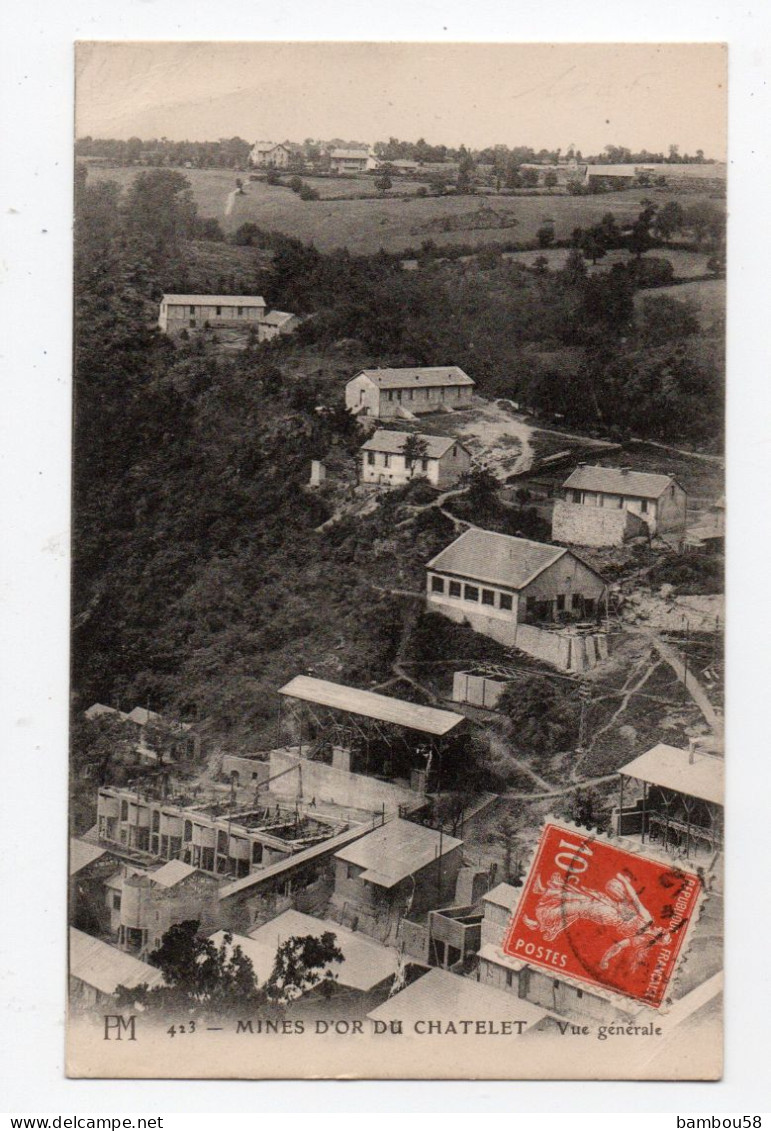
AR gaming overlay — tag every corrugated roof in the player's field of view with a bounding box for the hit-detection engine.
[368,967,547,1027]
[278,675,464,736]
[562,465,680,499]
[161,294,266,307]
[69,929,164,995]
[125,706,161,726]
[618,744,724,807]
[248,910,398,992]
[352,367,475,390]
[335,818,462,887]
[149,860,198,888]
[427,528,569,590]
[69,839,108,875]
[482,882,521,912]
[360,430,465,460]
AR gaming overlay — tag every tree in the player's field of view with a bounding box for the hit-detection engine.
[557,787,609,832]
[401,434,430,478]
[536,225,555,249]
[122,169,197,246]
[115,920,267,1017]
[498,677,580,758]
[640,294,700,345]
[579,226,607,265]
[654,200,684,244]
[562,247,587,286]
[266,931,344,1003]
[628,201,657,259]
[543,170,558,190]
[520,167,539,188]
[374,171,393,196]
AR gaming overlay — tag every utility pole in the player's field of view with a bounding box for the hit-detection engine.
[577,683,591,753]
[682,618,690,700]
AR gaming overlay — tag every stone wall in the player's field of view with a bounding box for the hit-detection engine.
[552,500,647,547]
[267,749,423,814]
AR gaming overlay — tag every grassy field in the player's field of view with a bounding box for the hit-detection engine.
[634,277,726,331]
[85,164,722,255]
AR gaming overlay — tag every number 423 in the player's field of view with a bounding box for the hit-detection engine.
[167,1021,197,1037]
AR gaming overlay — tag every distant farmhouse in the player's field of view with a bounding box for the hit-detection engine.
[359,430,472,489]
[426,528,608,670]
[257,310,299,342]
[159,294,266,333]
[158,295,299,341]
[552,465,687,547]
[249,141,291,168]
[583,162,727,190]
[345,367,475,420]
[329,148,374,174]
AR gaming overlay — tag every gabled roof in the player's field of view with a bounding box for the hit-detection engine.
[368,967,547,1027]
[149,860,199,888]
[126,706,161,726]
[351,366,475,390]
[562,465,683,499]
[84,703,128,722]
[334,818,463,888]
[161,294,266,307]
[69,929,164,995]
[330,148,370,159]
[261,310,296,326]
[360,430,468,460]
[278,675,464,736]
[482,882,521,912]
[248,910,398,992]
[69,839,109,875]
[427,528,580,591]
[618,744,724,807]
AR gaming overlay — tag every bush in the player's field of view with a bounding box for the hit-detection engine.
[626,256,675,289]
[299,183,320,201]
[289,175,303,194]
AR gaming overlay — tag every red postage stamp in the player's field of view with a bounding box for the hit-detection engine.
[502,822,702,1008]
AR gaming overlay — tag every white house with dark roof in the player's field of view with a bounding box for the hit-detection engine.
[553,465,687,546]
[158,294,267,333]
[360,429,472,488]
[345,367,475,419]
[249,141,292,168]
[426,528,607,650]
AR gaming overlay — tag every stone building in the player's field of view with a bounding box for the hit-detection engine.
[158,294,266,334]
[553,465,687,547]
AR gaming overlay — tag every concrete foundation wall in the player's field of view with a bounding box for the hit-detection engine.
[267,749,422,814]
[552,500,646,547]
[452,671,508,709]
[222,755,270,787]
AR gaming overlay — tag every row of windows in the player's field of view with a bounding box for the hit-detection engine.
[385,387,465,402]
[430,575,513,610]
[365,452,430,471]
[571,489,651,513]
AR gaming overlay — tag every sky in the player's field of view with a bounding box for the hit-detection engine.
[75,41,727,158]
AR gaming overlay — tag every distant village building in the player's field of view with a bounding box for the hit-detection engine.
[345,367,475,420]
[329,148,373,173]
[426,528,607,656]
[330,818,464,943]
[83,702,198,764]
[257,310,299,342]
[158,294,267,333]
[69,928,164,1010]
[583,162,727,190]
[552,466,687,547]
[359,430,472,489]
[613,742,723,859]
[249,141,291,168]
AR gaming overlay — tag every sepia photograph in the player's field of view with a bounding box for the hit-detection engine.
[65,40,726,1081]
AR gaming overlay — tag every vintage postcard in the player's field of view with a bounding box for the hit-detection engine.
[68,41,725,1079]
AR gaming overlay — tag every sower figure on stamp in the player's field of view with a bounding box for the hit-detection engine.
[524,871,673,970]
